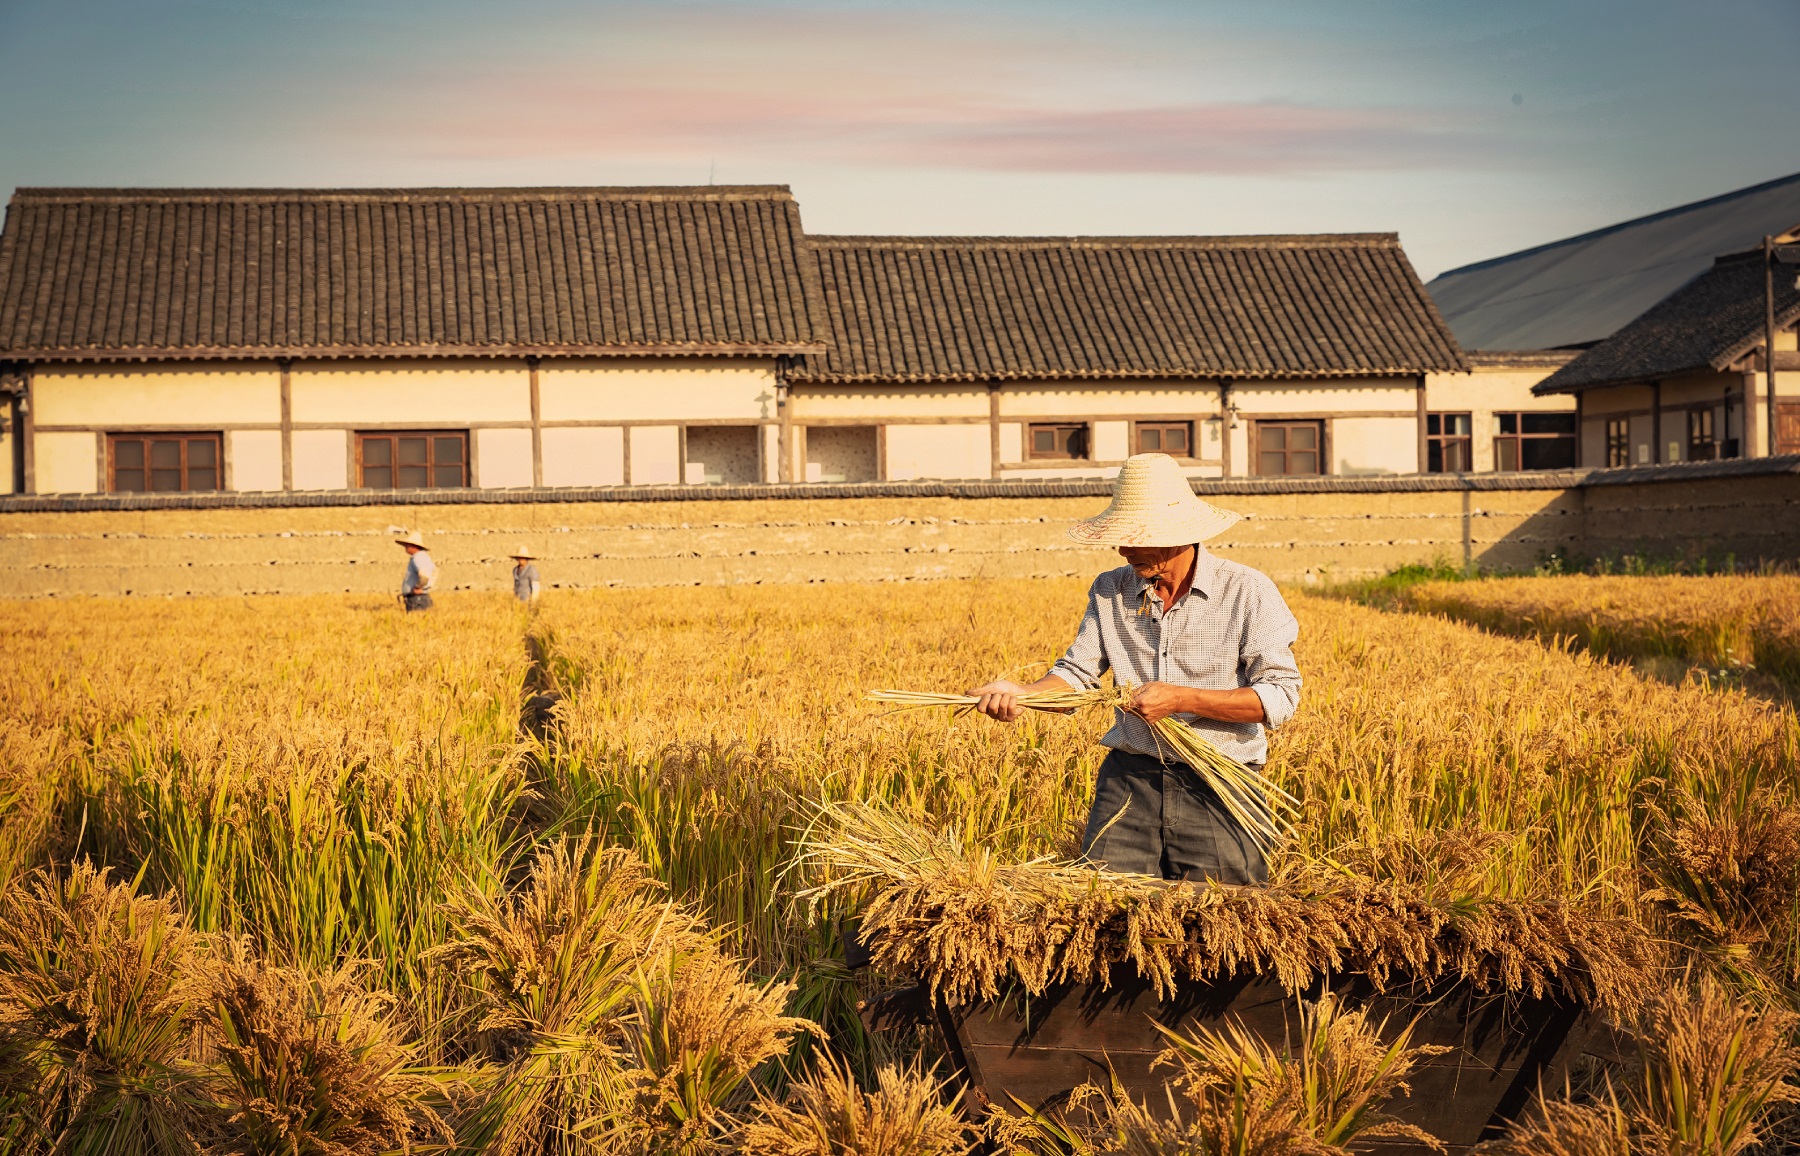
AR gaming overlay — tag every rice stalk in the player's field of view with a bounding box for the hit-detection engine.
[740,1056,973,1156]
[867,688,1299,850]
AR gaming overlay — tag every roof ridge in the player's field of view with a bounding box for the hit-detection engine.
[806,233,1400,249]
[8,186,795,205]
[1434,170,1800,281]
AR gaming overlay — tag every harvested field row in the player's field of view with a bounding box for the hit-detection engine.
[1385,574,1800,693]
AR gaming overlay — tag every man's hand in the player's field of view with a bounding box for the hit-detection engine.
[967,679,1031,722]
[1127,681,1190,724]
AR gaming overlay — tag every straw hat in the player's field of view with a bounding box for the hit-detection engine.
[1066,453,1242,547]
[393,530,427,550]
[509,543,535,560]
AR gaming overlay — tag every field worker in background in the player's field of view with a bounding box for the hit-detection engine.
[395,531,436,612]
[968,453,1301,885]
[511,544,541,603]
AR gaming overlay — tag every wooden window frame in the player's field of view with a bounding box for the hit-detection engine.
[1775,401,1800,456]
[355,430,470,490]
[1425,412,1472,474]
[1685,406,1718,462]
[1604,417,1630,468]
[106,432,222,493]
[1026,422,1090,461]
[1253,419,1324,477]
[1134,420,1194,459]
[1494,411,1578,472]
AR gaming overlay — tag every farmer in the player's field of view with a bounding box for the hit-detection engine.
[395,530,437,612]
[510,543,542,603]
[968,453,1301,884]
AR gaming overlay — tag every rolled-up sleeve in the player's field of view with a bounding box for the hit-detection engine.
[1049,579,1111,689]
[1240,579,1301,728]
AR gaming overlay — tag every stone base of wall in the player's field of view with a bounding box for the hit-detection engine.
[2,460,1796,598]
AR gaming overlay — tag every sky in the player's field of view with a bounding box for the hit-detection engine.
[1,0,1797,279]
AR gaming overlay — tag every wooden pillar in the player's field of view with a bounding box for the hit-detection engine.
[528,357,543,487]
[1652,380,1663,464]
[20,365,34,495]
[1415,375,1429,474]
[1219,378,1233,477]
[988,382,1002,479]
[279,359,294,490]
[1766,236,1779,458]
[1574,390,1584,467]
[776,380,792,483]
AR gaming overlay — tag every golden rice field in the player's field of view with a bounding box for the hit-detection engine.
[1392,575,1800,695]
[1,575,1798,1155]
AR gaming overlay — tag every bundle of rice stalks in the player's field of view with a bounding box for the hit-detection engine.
[198,941,450,1156]
[434,838,814,1156]
[1480,976,1798,1156]
[867,688,1298,851]
[797,804,1655,1018]
[740,1056,973,1156]
[0,861,210,1156]
[619,954,810,1154]
[1643,790,1800,991]
[1008,994,1443,1156]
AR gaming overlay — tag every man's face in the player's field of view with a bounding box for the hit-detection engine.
[1117,543,1193,582]
[404,545,422,556]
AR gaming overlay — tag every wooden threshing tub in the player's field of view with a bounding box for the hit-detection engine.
[868,971,1628,1153]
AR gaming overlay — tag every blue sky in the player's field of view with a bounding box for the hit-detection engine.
[1,0,1796,278]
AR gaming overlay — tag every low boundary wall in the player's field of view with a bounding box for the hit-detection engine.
[2,458,1795,598]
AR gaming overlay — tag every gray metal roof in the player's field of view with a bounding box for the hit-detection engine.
[1426,172,1800,351]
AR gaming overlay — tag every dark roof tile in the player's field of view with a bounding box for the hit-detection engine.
[0,187,821,360]
[793,234,1465,382]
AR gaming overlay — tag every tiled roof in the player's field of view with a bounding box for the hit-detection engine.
[1535,251,1800,394]
[0,187,823,360]
[791,234,1466,382]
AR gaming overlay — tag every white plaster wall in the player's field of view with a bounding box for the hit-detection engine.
[540,360,778,422]
[1333,417,1417,476]
[476,428,534,488]
[998,422,1023,464]
[1234,379,1415,414]
[34,432,99,493]
[791,385,986,421]
[33,363,280,426]
[1226,422,1249,477]
[1200,416,1224,460]
[0,423,15,495]
[292,430,348,490]
[885,424,989,481]
[541,427,624,487]
[227,430,283,492]
[998,382,1222,419]
[1092,421,1130,461]
[629,426,680,485]
[290,360,530,424]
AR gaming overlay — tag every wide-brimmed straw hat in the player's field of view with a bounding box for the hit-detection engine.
[393,530,427,550]
[509,543,535,560]
[1066,453,1242,547]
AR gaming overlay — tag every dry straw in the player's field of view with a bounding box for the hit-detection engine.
[798,803,1657,1018]
[867,686,1299,850]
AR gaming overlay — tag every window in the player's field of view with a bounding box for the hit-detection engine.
[1426,413,1472,473]
[357,431,468,489]
[1686,408,1717,462]
[1256,421,1322,476]
[1605,418,1630,468]
[1494,412,1577,471]
[1779,402,1800,455]
[1136,421,1192,457]
[1028,423,1089,460]
[108,433,221,493]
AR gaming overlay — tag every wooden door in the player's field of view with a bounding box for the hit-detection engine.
[1778,402,1800,455]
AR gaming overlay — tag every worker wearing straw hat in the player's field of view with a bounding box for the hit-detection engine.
[969,453,1301,884]
[509,543,542,603]
[394,530,437,612]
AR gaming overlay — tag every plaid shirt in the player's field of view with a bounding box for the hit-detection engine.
[1049,549,1301,766]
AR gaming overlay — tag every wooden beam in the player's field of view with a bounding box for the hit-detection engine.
[1767,236,1779,458]
[528,357,543,488]
[988,382,1002,479]
[1652,380,1663,464]
[21,366,34,495]
[1574,390,1584,467]
[279,359,293,490]
[1415,375,1428,474]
